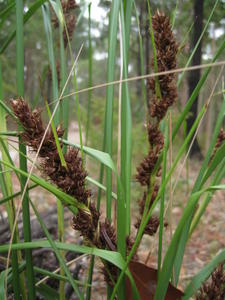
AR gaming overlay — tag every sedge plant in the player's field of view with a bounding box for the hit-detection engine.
[0,1,225,300]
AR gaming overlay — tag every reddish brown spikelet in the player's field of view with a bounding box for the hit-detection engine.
[11,98,122,287]
[136,149,159,186]
[11,98,44,142]
[138,186,159,216]
[136,10,178,187]
[196,262,225,300]
[72,203,100,242]
[100,234,138,286]
[102,261,118,287]
[99,220,117,251]
[67,0,78,10]
[135,11,177,238]
[51,0,78,48]
[152,12,178,70]
[210,128,225,161]
[147,123,164,149]
[11,98,91,205]
[135,215,160,236]
[126,236,138,261]
[148,11,178,121]
[98,220,118,285]
[44,148,91,204]
[63,14,76,46]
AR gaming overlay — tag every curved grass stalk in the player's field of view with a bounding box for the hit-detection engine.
[53,60,225,103]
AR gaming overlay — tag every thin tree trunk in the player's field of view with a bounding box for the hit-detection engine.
[187,0,204,157]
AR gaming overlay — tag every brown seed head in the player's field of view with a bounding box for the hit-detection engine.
[196,262,225,300]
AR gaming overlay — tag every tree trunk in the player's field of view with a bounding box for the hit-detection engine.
[187,0,204,157]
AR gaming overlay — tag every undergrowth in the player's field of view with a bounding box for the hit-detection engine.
[0,1,224,299]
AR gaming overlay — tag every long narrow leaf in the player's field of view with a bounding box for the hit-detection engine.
[154,186,225,300]
[45,101,67,168]
[0,159,87,210]
[16,0,35,296]
[183,249,225,299]
[29,199,84,300]
[62,139,117,173]
[0,240,138,294]
[173,94,225,284]
[104,0,120,223]
[0,0,47,54]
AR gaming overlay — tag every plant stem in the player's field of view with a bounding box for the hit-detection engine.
[85,3,92,145]
[16,0,35,298]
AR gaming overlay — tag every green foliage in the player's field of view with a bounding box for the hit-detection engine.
[0,0,224,299]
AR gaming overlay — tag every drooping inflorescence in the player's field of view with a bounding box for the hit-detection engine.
[11,98,134,286]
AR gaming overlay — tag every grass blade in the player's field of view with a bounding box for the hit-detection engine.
[120,0,133,235]
[0,1,16,28]
[173,90,225,284]
[0,159,87,210]
[16,0,35,297]
[36,284,59,300]
[111,102,206,299]
[189,157,225,236]
[0,99,17,120]
[116,2,133,298]
[42,3,59,122]
[29,199,84,300]
[154,186,225,300]
[0,184,38,206]
[42,4,66,298]
[183,249,225,299]
[62,139,117,172]
[147,0,162,98]
[0,0,47,54]
[85,3,92,145]
[134,1,146,104]
[0,240,139,299]
[105,0,120,223]
[158,121,168,272]
[45,101,67,168]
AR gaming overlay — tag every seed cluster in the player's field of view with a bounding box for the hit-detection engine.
[147,11,178,120]
[210,128,225,161]
[196,262,225,300]
[11,98,134,286]
[52,0,78,46]
[136,12,178,237]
